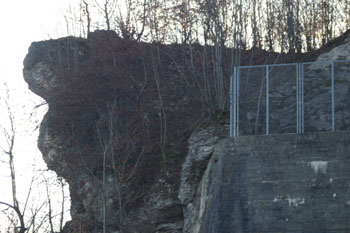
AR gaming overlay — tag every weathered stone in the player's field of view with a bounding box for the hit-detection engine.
[23,31,191,233]
[23,29,350,233]
[178,126,228,233]
[317,39,350,61]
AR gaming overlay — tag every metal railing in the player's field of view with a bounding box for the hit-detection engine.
[230,60,350,137]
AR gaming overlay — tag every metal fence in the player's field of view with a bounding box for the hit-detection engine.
[230,60,350,137]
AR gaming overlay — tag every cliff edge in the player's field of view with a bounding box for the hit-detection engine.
[23,30,202,232]
[23,30,350,233]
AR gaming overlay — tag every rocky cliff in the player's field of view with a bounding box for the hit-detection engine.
[23,30,202,232]
[23,30,350,233]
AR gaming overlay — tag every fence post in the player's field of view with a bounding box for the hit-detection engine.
[331,62,335,131]
[301,63,304,133]
[231,67,239,137]
[266,65,269,135]
[296,63,304,134]
[230,68,235,137]
[237,68,240,136]
[296,63,299,134]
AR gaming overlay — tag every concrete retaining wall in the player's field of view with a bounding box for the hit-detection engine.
[199,131,350,233]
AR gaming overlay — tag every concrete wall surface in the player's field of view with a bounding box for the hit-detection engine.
[200,131,350,233]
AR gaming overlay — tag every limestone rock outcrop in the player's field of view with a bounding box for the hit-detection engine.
[23,30,199,233]
[178,127,228,233]
[316,30,350,62]
[23,29,350,233]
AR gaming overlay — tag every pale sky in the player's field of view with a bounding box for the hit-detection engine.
[0,0,73,86]
[0,0,76,230]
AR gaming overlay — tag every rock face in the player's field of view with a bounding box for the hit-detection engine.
[23,31,200,233]
[317,35,350,61]
[238,52,350,136]
[23,30,350,233]
[178,127,228,233]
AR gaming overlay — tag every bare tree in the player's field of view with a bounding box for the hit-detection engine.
[82,0,91,34]
[0,87,26,233]
[0,85,69,233]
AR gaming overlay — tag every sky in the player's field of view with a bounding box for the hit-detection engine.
[0,0,72,86]
[0,0,76,230]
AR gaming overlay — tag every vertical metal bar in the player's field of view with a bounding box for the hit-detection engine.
[266,65,269,135]
[234,67,237,137]
[230,69,234,137]
[301,63,304,133]
[299,63,302,134]
[237,68,240,136]
[296,63,299,133]
[331,62,335,131]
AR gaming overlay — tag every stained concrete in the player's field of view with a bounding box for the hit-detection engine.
[187,131,350,233]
